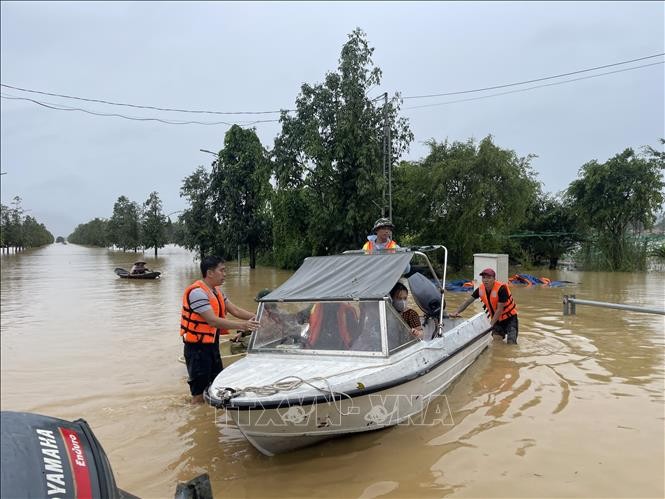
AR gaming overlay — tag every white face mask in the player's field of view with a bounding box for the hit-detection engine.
[393,299,407,312]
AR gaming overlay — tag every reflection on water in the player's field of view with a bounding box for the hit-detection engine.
[1,244,663,498]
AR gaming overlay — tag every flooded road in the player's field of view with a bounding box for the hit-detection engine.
[1,244,663,498]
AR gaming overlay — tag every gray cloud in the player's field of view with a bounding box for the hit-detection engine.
[2,1,663,237]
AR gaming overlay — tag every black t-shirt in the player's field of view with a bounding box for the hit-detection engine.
[472,284,509,302]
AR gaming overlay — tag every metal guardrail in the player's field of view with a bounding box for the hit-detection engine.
[563,294,665,316]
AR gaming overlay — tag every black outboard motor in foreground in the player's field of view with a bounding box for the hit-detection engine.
[1,411,212,499]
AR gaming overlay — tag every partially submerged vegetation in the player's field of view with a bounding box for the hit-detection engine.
[0,196,54,252]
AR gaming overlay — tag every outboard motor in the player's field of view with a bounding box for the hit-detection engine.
[1,411,212,499]
[407,272,445,318]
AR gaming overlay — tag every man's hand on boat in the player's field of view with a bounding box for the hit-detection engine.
[230,318,260,335]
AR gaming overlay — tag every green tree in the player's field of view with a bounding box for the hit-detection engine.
[22,216,54,247]
[210,125,272,268]
[2,196,25,250]
[567,146,665,270]
[179,166,216,260]
[515,193,580,268]
[108,195,141,251]
[0,203,10,250]
[393,137,539,269]
[141,191,167,258]
[272,28,412,259]
[68,218,110,246]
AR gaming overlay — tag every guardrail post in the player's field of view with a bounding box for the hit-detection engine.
[563,294,577,315]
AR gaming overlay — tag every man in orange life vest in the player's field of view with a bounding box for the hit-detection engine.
[449,268,519,344]
[362,218,399,252]
[180,256,260,403]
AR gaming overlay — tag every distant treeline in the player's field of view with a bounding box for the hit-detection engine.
[69,29,665,272]
[68,192,177,258]
[1,196,54,252]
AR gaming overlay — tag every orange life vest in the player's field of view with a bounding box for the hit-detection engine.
[362,240,397,252]
[478,281,518,322]
[306,303,356,349]
[180,280,228,344]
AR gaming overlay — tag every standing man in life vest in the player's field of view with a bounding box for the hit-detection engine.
[362,218,399,252]
[180,255,260,403]
[449,268,519,344]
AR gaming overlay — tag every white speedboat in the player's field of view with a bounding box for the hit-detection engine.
[206,247,491,455]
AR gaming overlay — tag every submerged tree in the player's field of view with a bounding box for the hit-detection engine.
[179,166,216,261]
[567,145,665,270]
[515,193,580,268]
[272,28,412,262]
[68,218,110,246]
[108,195,141,251]
[142,191,167,258]
[210,125,272,268]
[393,137,539,269]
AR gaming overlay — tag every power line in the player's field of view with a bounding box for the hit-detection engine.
[2,52,662,117]
[402,53,664,100]
[1,53,662,126]
[403,61,664,111]
[0,94,280,126]
[0,83,294,115]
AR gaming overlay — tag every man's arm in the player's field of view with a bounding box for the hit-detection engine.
[491,302,505,326]
[198,308,259,333]
[449,294,477,318]
[491,285,510,326]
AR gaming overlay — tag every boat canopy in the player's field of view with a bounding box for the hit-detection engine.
[261,253,414,302]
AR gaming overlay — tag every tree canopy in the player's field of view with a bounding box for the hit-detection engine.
[210,125,272,268]
[271,28,413,263]
[142,191,167,257]
[393,137,540,269]
[567,146,665,270]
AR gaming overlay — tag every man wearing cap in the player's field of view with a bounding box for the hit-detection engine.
[449,268,519,344]
[362,218,399,252]
[130,261,150,275]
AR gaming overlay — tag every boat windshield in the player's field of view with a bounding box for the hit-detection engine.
[251,301,383,354]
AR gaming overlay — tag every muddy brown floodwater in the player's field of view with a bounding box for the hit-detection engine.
[1,244,663,498]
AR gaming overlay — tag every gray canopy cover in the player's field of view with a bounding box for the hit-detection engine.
[261,253,414,301]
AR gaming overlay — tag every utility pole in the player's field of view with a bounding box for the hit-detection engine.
[387,99,392,221]
[382,92,388,217]
[381,93,393,220]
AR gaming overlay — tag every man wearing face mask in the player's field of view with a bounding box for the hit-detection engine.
[389,282,424,340]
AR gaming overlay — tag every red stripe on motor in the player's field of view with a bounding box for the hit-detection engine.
[59,428,93,499]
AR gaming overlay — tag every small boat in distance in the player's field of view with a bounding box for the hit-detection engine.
[114,267,161,279]
[206,246,492,455]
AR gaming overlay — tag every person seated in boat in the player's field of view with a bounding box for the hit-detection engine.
[362,218,400,252]
[351,302,382,351]
[390,282,424,340]
[305,303,357,350]
[130,261,150,275]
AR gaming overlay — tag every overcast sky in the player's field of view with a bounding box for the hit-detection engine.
[1,1,663,237]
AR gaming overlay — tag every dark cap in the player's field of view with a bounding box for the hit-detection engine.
[372,217,395,232]
[479,268,496,277]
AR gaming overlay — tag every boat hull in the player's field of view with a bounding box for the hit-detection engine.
[114,267,161,279]
[216,321,491,455]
